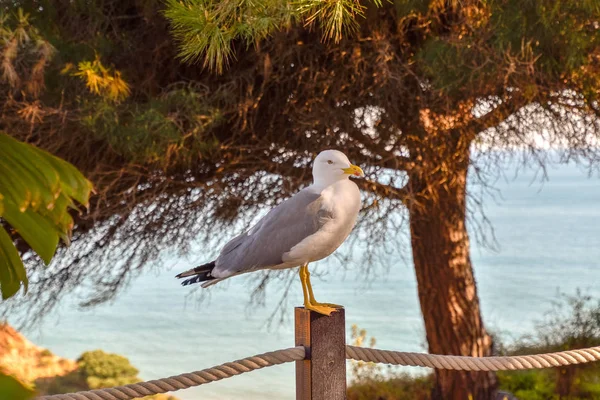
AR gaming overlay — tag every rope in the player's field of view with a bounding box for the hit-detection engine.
[36,344,600,400]
[37,346,305,400]
[346,345,600,371]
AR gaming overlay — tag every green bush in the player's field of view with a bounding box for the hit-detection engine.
[497,370,557,400]
[347,325,432,400]
[41,350,179,399]
[39,349,53,358]
[77,350,138,384]
[497,290,600,400]
[347,291,600,400]
[348,373,432,400]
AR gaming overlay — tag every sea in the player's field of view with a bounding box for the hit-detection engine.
[14,161,600,400]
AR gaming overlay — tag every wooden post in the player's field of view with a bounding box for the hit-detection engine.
[295,307,346,400]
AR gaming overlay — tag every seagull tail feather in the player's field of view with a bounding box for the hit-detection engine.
[175,261,216,286]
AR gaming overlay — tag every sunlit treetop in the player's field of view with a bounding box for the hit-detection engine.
[166,0,600,105]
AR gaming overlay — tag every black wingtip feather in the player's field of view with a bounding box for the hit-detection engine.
[176,261,217,286]
[181,275,202,286]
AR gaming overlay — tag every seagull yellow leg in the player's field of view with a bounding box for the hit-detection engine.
[299,264,343,316]
[304,266,343,309]
[299,264,311,307]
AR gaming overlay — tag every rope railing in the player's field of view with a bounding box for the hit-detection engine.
[346,345,600,371]
[37,344,600,400]
[37,346,306,400]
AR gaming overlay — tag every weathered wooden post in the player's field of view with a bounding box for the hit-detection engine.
[295,307,346,400]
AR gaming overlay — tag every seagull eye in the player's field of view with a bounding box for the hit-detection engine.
[327,160,333,164]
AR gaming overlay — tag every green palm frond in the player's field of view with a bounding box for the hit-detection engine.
[0,133,93,300]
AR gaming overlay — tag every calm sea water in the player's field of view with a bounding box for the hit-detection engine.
[16,162,600,400]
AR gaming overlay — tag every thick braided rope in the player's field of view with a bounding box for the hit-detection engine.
[37,346,305,400]
[346,345,600,371]
[36,345,600,400]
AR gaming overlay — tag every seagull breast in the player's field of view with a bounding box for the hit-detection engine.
[283,179,361,264]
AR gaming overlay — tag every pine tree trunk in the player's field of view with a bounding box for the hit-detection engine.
[407,143,497,400]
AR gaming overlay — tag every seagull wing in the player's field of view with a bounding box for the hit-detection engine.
[211,188,332,279]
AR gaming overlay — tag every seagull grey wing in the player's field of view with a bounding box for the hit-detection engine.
[215,204,284,257]
[219,230,249,256]
[211,189,332,278]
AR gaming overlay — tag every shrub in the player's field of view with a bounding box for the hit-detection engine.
[42,350,179,399]
[498,290,600,399]
[348,373,433,400]
[347,291,600,400]
[347,325,432,400]
[39,349,53,358]
[77,350,138,380]
[496,370,556,400]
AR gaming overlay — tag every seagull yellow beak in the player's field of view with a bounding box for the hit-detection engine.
[342,164,365,177]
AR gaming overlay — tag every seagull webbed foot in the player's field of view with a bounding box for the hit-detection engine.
[312,302,344,309]
[303,302,338,316]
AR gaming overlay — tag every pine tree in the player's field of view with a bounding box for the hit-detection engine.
[163,1,599,398]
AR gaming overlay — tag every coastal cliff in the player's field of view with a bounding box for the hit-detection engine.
[0,323,178,400]
[0,323,76,384]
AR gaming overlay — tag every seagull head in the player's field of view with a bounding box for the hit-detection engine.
[312,150,364,186]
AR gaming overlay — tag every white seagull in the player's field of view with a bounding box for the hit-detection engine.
[176,150,364,315]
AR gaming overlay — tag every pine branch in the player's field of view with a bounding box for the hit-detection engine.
[164,0,383,72]
[164,0,292,73]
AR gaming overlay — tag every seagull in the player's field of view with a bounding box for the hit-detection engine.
[176,150,364,315]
